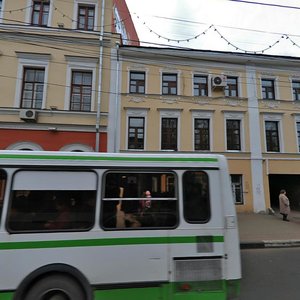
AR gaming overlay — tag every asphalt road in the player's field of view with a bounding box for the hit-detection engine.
[240,247,300,299]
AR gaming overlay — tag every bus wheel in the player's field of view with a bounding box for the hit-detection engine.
[24,274,86,300]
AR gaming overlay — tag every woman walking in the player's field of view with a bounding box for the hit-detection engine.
[279,189,290,222]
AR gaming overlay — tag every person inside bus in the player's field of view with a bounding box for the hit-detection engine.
[120,178,140,227]
[138,190,154,227]
[44,197,72,230]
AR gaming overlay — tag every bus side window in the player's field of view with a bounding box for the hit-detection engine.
[182,171,210,223]
[0,170,7,224]
[102,172,178,230]
[7,190,97,232]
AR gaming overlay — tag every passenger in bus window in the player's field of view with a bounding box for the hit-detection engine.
[139,190,152,215]
[138,190,154,227]
[45,197,72,230]
[120,178,141,227]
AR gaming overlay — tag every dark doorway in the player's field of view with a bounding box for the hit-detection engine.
[269,175,300,211]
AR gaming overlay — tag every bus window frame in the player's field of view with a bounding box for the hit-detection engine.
[101,169,179,231]
[182,169,211,224]
[5,168,98,234]
[0,169,7,225]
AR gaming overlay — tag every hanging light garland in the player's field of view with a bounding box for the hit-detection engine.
[134,13,300,54]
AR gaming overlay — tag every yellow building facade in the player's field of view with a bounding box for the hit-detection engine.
[115,46,300,213]
[0,0,120,152]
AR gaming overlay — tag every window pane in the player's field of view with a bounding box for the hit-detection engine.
[183,171,210,223]
[129,71,145,94]
[70,71,92,111]
[161,118,177,150]
[128,117,144,149]
[194,75,208,96]
[226,120,241,151]
[162,73,177,95]
[231,175,244,204]
[21,68,45,109]
[194,119,209,150]
[102,172,177,229]
[265,121,279,152]
[8,171,97,232]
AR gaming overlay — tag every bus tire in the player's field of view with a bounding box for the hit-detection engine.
[24,274,86,300]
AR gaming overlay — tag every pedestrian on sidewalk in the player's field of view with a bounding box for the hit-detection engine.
[279,189,290,222]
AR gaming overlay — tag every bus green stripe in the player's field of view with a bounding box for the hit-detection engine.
[0,236,224,250]
[0,153,218,163]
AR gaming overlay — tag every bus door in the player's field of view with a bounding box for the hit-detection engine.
[169,169,226,297]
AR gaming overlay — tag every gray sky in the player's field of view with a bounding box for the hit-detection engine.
[125,0,300,57]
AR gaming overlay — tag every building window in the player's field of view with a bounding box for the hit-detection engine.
[129,71,145,94]
[162,73,177,95]
[128,117,145,150]
[265,121,280,152]
[292,81,300,101]
[231,175,244,205]
[0,0,2,12]
[194,75,208,96]
[194,119,210,151]
[226,120,241,151]
[161,118,177,150]
[77,5,95,30]
[225,76,238,97]
[70,71,92,111]
[262,79,275,100]
[297,122,300,152]
[21,67,45,109]
[31,1,50,26]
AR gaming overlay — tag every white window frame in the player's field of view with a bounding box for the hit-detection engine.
[25,0,53,27]
[159,109,181,151]
[160,69,181,96]
[223,73,242,98]
[64,58,97,111]
[126,108,148,151]
[192,110,214,151]
[14,54,50,109]
[224,112,245,152]
[60,143,94,152]
[263,113,284,153]
[289,76,300,101]
[294,115,300,153]
[294,114,300,153]
[6,142,43,151]
[0,0,5,22]
[192,73,211,97]
[231,174,244,205]
[259,75,279,100]
[73,0,99,30]
[127,67,148,94]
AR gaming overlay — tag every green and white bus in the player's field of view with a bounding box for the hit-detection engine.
[0,151,241,300]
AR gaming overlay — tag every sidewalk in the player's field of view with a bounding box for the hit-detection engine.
[237,210,300,248]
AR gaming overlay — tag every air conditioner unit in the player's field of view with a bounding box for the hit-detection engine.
[212,75,227,88]
[19,109,37,122]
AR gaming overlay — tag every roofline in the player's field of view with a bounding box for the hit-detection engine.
[119,45,300,66]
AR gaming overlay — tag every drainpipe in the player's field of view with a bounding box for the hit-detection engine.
[114,41,120,152]
[95,0,105,152]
